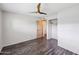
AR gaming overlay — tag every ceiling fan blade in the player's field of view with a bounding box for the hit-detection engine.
[37,3,47,15]
[39,12,47,15]
[37,3,41,13]
[30,3,47,15]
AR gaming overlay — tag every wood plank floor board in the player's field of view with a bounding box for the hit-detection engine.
[0,38,78,55]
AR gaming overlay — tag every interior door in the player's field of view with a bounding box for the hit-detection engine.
[37,18,47,39]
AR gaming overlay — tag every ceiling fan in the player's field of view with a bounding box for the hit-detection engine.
[30,3,47,15]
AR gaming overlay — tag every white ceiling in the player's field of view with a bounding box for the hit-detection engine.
[0,3,78,17]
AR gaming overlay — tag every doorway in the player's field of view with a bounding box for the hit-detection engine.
[37,18,47,40]
[47,19,57,39]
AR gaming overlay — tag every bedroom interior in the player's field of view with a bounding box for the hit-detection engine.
[0,3,79,55]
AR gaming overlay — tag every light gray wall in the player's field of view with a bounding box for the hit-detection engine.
[0,9,2,52]
[2,11,38,46]
[58,5,79,54]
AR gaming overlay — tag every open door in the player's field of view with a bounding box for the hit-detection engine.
[37,18,47,40]
[36,18,48,52]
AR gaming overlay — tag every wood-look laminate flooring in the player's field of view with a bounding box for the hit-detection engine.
[0,38,77,55]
